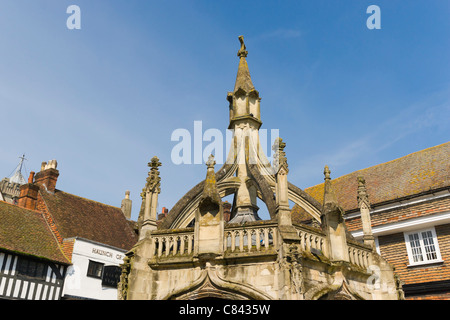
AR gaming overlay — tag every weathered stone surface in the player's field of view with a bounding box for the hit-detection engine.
[119,36,403,301]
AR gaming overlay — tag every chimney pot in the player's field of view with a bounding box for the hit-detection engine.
[34,160,59,193]
[18,181,39,210]
[28,171,35,184]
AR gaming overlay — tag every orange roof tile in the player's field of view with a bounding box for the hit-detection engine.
[0,201,70,264]
[39,189,138,251]
[303,142,450,213]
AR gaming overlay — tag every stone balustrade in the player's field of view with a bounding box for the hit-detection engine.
[294,224,328,256]
[224,222,278,253]
[148,222,373,270]
[150,228,195,258]
[347,241,373,269]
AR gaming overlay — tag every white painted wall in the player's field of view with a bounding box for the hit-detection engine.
[62,238,126,300]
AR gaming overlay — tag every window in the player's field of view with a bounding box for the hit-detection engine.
[87,260,104,279]
[102,266,122,288]
[16,256,48,281]
[404,228,442,266]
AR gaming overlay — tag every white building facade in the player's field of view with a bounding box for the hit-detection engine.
[62,238,126,300]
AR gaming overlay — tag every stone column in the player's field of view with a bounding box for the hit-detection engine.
[139,157,161,240]
[357,176,375,250]
[273,138,299,242]
[321,166,349,262]
[194,155,224,258]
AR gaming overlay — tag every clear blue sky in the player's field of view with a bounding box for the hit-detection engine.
[0,1,449,221]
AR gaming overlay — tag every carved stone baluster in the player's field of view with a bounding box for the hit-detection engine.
[158,237,163,257]
[272,228,278,248]
[152,238,157,257]
[231,231,236,252]
[165,237,171,256]
[239,230,244,252]
[256,229,261,251]
[264,228,269,249]
[173,236,178,256]
[188,235,193,255]
[180,235,185,255]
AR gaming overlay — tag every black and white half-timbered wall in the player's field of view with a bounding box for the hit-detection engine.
[0,200,71,300]
[0,251,67,300]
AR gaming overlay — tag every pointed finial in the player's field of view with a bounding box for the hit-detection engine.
[148,156,162,170]
[200,155,221,206]
[142,156,162,196]
[272,137,288,173]
[357,176,370,208]
[237,35,248,58]
[324,165,331,181]
[357,176,365,187]
[206,154,216,169]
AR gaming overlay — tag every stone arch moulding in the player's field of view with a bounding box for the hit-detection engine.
[164,267,273,300]
[157,36,324,230]
[160,164,323,229]
[305,280,364,300]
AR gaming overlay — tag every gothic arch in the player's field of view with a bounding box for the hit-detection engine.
[159,162,322,229]
[305,281,364,300]
[164,268,272,300]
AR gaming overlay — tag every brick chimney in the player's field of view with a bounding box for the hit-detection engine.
[18,172,39,210]
[157,207,169,220]
[34,160,59,193]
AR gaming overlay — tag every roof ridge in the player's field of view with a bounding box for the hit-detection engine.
[37,191,73,264]
[52,189,121,210]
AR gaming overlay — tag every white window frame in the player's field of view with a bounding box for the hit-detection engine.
[404,227,443,267]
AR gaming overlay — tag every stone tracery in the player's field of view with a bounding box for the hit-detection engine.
[119,36,404,301]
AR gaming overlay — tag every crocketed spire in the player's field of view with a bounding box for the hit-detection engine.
[233,36,255,93]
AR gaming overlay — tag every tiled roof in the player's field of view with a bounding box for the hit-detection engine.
[39,189,138,251]
[0,201,70,264]
[299,142,450,213]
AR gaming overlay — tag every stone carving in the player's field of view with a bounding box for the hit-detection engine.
[238,35,248,58]
[120,36,403,301]
[118,254,132,300]
[272,137,288,174]
[357,176,370,209]
[285,243,304,296]
[145,156,162,194]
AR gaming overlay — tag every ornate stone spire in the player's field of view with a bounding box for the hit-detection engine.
[357,176,375,250]
[143,156,161,195]
[199,154,221,206]
[227,35,261,130]
[357,176,370,209]
[323,165,337,208]
[321,165,349,262]
[272,137,288,174]
[234,35,254,93]
[196,154,224,256]
[272,138,299,242]
[237,35,248,58]
[139,156,162,238]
